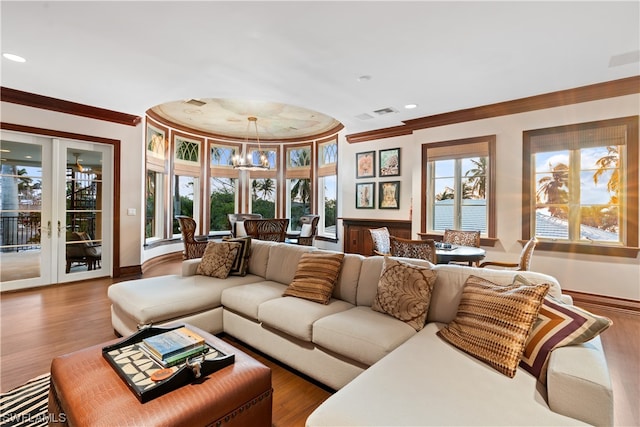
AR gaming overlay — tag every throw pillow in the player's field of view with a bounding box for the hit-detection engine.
[517,276,612,382]
[437,275,549,378]
[300,223,313,238]
[223,236,252,276]
[370,227,390,254]
[371,257,438,331]
[283,252,345,304]
[196,241,242,279]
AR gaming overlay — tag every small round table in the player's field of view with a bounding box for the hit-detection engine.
[436,245,486,265]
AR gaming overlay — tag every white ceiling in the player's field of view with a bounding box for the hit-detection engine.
[1,1,638,138]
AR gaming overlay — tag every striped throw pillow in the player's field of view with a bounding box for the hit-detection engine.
[520,293,612,383]
[437,275,549,378]
[283,252,345,304]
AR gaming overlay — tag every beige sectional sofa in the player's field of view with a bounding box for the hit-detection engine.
[108,239,613,426]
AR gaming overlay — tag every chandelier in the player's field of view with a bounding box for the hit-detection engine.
[232,116,270,171]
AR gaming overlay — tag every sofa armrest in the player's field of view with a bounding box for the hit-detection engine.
[181,258,201,276]
[546,335,613,426]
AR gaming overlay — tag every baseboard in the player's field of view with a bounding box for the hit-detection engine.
[118,265,143,277]
[141,252,183,274]
[564,290,640,314]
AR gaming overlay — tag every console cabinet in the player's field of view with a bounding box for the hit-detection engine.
[342,218,412,256]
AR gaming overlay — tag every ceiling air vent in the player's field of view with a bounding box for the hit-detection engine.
[356,113,375,120]
[373,107,398,116]
[185,99,206,107]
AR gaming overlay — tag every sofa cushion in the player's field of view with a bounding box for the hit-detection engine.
[307,323,584,427]
[437,275,549,378]
[331,253,363,305]
[196,241,241,278]
[246,239,276,277]
[427,264,563,324]
[283,252,345,304]
[223,236,252,276]
[371,257,437,331]
[313,306,416,366]
[521,293,612,383]
[265,243,316,284]
[220,281,287,321]
[108,274,261,325]
[258,297,353,342]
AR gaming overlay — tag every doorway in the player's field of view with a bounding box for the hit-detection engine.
[0,131,113,290]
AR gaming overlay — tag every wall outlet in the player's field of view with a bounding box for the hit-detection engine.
[127,208,136,216]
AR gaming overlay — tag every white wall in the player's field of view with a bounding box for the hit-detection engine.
[1,102,145,271]
[340,94,640,301]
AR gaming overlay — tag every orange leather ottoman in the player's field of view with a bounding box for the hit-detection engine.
[48,327,272,427]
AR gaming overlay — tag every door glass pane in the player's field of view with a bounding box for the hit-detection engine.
[65,149,102,273]
[0,140,43,281]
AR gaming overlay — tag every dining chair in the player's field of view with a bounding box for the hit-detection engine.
[176,215,208,259]
[287,214,320,246]
[389,236,437,263]
[478,237,537,271]
[369,227,391,256]
[442,229,481,248]
[243,218,290,242]
[227,213,263,237]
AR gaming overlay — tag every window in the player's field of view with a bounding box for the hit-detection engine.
[422,136,496,240]
[209,143,239,233]
[145,120,168,241]
[285,145,312,230]
[172,175,199,235]
[523,117,638,256]
[317,138,338,239]
[145,170,165,239]
[171,133,202,236]
[247,145,278,218]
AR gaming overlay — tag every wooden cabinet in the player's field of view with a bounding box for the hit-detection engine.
[342,218,412,256]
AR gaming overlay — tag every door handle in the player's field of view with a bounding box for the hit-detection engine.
[42,220,52,238]
[57,221,63,238]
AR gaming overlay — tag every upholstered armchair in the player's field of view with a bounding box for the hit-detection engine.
[389,236,437,263]
[176,215,208,259]
[479,237,537,271]
[243,218,289,242]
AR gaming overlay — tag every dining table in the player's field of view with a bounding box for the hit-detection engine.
[435,244,486,265]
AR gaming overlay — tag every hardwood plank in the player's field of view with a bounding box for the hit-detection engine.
[1,262,638,426]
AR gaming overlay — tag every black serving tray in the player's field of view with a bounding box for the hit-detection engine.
[102,325,234,403]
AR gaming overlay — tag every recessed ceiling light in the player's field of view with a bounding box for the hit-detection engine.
[3,53,26,63]
[357,75,372,82]
[404,104,418,109]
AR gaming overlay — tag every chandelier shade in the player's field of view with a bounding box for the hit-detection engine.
[233,116,270,171]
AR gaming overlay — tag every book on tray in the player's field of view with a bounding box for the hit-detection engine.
[142,326,207,362]
[139,342,209,367]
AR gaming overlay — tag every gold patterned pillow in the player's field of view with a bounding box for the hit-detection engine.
[437,275,549,378]
[196,241,242,279]
[283,252,345,304]
[372,257,437,331]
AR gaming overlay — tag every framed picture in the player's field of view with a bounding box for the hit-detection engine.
[379,148,400,177]
[356,182,375,209]
[379,181,400,209]
[356,151,375,178]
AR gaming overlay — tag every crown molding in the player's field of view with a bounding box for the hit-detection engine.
[346,76,640,143]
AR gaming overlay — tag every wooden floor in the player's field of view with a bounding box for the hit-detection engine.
[1,260,638,426]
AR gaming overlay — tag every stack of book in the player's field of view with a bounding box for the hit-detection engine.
[141,327,209,367]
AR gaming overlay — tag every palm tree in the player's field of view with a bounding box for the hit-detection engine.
[464,158,487,198]
[593,146,619,204]
[536,162,569,218]
[290,149,311,204]
[436,187,454,201]
[257,178,275,200]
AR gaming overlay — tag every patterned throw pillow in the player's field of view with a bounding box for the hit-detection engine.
[372,257,438,331]
[437,275,549,378]
[196,241,242,279]
[520,290,612,383]
[223,236,252,276]
[283,252,345,304]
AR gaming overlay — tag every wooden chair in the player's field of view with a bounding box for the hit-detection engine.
[227,213,262,237]
[389,236,437,263]
[369,227,391,256]
[443,229,480,248]
[243,218,289,242]
[287,214,320,246]
[478,237,537,271]
[442,229,481,266]
[176,215,208,259]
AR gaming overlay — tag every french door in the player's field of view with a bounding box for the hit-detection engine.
[0,131,113,291]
